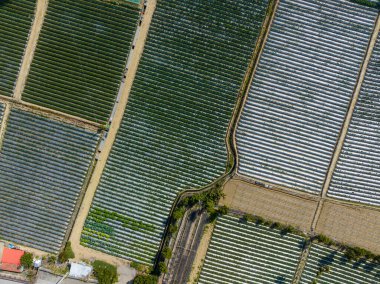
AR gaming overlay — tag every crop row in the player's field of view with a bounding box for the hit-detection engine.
[300,245,380,283]
[0,0,35,96]
[22,0,140,123]
[198,215,304,284]
[328,37,380,206]
[82,0,270,263]
[236,0,378,194]
[0,109,99,252]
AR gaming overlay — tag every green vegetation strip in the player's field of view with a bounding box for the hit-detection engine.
[82,0,270,264]
[22,0,139,123]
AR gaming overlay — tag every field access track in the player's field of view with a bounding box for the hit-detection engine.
[0,109,99,253]
[236,0,378,194]
[328,36,380,206]
[198,215,304,284]
[0,0,35,97]
[81,0,270,263]
[22,0,140,123]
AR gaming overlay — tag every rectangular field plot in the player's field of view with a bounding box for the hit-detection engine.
[22,0,139,123]
[236,0,378,193]
[0,0,35,96]
[0,109,99,252]
[300,245,380,284]
[328,37,380,205]
[81,0,270,263]
[198,215,304,284]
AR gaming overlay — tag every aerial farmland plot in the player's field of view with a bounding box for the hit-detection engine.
[300,244,380,284]
[198,214,304,284]
[328,37,380,206]
[0,109,99,253]
[81,0,270,263]
[22,0,140,123]
[236,0,378,193]
[0,0,36,97]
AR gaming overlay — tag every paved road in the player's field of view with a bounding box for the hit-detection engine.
[163,210,208,284]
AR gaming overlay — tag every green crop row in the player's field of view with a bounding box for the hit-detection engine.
[22,0,140,123]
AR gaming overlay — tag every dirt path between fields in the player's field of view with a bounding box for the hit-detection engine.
[69,0,157,266]
[0,103,11,152]
[13,0,48,100]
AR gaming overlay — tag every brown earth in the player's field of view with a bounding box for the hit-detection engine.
[187,223,215,284]
[0,103,11,151]
[220,177,318,232]
[316,200,380,254]
[69,0,157,265]
[13,0,48,100]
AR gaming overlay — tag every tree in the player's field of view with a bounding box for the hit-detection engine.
[20,253,33,269]
[133,274,158,284]
[47,255,57,265]
[93,260,119,284]
[168,224,178,234]
[161,247,172,259]
[217,205,228,215]
[172,207,185,221]
[58,241,75,263]
[158,261,168,274]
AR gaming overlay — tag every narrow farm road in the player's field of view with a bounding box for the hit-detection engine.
[0,103,11,152]
[13,0,48,100]
[69,0,157,265]
[311,14,380,231]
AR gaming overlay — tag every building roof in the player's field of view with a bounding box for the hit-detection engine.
[1,248,24,266]
[0,248,24,272]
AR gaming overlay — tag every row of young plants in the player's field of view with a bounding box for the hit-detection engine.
[0,109,100,253]
[236,0,378,194]
[82,0,271,263]
[198,214,305,284]
[239,211,380,264]
[0,0,35,96]
[328,37,380,206]
[22,0,140,122]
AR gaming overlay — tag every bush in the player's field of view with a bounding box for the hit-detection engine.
[217,205,229,215]
[161,247,172,259]
[172,207,186,221]
[47,255,57,265]
[58,241,75,263]
[93,260,119,284]
[242,213,253,223]
[344,246,370,261]
[255,216,265,225]
[20,253,33,269]
[168,224,178,234]
[315,234,334,246]
[158,261,168,274]
[133,274,158,284]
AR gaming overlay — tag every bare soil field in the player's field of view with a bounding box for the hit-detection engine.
[220,177,318,232]
[316,200,380,254]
